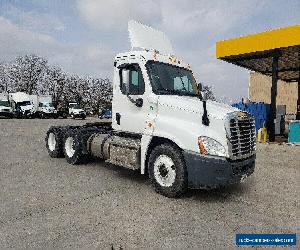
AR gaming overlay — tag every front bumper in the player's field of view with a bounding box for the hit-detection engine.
[73,113,86,117]
[41,111,57,117]
[0,111,14,117]
[183,151,255,189]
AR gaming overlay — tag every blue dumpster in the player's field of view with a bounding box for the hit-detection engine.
[232,101,270,132]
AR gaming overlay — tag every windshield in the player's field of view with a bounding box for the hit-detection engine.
[0,100,10,107]
[70,104,81,109]
[146,61,198,97]
[69,103,80,109]
[39,102,53,107]
[17,101,31,106]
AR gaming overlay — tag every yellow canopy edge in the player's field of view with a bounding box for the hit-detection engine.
[216,24,300,58]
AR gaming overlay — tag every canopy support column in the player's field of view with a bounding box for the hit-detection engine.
[268,54,279,142]
[297,75,300,120]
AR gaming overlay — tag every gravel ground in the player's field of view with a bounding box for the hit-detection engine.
[0,118,299,249]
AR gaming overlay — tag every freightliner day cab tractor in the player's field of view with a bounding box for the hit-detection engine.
[45,21,256,197]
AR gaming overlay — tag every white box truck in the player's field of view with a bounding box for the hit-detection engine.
[45,21,256,197]
[0,92,14,118]
[9,92,35,118]
[32,95,57,118]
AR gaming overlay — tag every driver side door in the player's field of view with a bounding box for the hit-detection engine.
[113,64,147,134]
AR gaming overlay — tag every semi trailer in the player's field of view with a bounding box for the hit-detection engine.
[45,21,256,197]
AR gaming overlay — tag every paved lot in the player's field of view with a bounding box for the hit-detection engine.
[0,118,299,249]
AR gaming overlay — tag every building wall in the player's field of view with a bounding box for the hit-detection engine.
[249,72,298,119]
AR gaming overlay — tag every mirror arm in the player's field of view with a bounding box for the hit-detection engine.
[202,100,210,126]
[127,94,137,105]
[127,95,143,107]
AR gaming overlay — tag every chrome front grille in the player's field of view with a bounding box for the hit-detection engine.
[227,112,256,159]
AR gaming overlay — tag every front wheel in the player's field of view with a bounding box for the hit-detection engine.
[148,143,188,198]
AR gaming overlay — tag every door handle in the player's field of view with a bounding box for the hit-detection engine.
[116,113,121,125]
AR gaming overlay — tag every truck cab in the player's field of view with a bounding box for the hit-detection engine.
[0,93,14,118]
[68,103,86,119]
[112,49,256,188]
[45,20,256,197]
[9,92,35,118]
[37,95,57,118]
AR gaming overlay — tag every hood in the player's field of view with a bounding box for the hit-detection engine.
[73,108,85,113]
[20,104,33,111]
[42,106,54,111]
[158,95,238,120]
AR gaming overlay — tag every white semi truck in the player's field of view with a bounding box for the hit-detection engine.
[9,92,35,118]
[0,92,14,118]
[45,21,256,197]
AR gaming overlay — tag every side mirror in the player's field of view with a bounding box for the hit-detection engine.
[122,69,130,94]
[201,91,208,101]
[135,98,143,108]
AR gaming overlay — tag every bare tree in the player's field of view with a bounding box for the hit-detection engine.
[0,54,113,112]
[0,63,13,92]
[201,84,216,101]
[9,55,47,94]
[39,66,68,104]
[0,63,6,92]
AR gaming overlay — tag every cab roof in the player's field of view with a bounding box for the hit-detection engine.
[114,50,191,71]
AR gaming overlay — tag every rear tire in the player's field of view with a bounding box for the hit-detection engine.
[63,130,90,165]
[45,127,64,158]
[148,143,188,198]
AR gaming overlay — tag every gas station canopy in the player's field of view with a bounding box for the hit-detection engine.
[216,24,300,142]
[216,25,300,82]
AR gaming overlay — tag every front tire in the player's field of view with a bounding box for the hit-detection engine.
[148,143,188,198]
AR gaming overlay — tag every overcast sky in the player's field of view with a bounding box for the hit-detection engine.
[0,0,299,101]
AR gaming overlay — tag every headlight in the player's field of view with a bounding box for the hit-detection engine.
[198,136,226,157]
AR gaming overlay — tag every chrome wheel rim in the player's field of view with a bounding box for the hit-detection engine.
[153,155,176,187]
[65,137,75,157]
[48,133,56,152]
